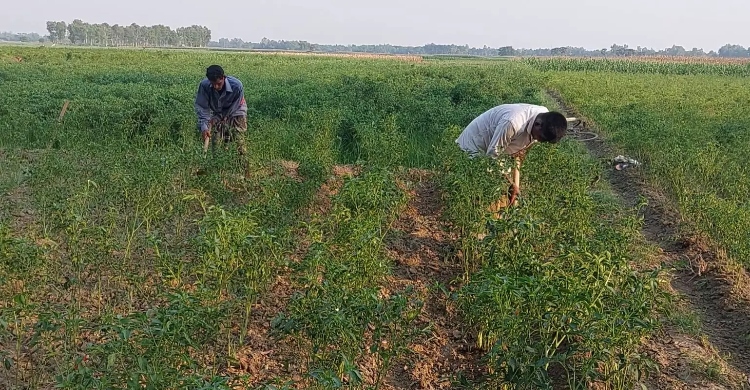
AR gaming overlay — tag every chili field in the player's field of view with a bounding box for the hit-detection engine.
[527,58,750,269]
[0,48,748,389]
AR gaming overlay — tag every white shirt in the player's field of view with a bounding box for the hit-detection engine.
[455,103,549,158]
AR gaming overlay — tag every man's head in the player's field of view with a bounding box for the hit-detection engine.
[530,111,568,143]
[206,65,226,91]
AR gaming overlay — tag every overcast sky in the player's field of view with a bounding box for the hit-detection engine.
[1,0,747,50]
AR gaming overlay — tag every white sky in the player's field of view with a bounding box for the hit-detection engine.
[1,0,747,50]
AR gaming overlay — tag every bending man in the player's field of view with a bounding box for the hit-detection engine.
[195,65,248,156]
[456,103,568,205]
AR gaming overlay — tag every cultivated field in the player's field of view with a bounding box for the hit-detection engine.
[0,48,748,389]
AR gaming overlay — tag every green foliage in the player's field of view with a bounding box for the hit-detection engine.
[544,70,750,266]
[272,168,420,384]
[0,224,43,274]
[0,46,672,388]
[54,291,230,389]
[524,57,750,77]
[436,138,664,388]
[193,202,282,298]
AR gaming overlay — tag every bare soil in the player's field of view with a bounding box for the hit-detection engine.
[379,168,486,389]
[227,163,363,389]
[548,89,750,389]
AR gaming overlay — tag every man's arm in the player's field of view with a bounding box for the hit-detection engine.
[510,156,521,205]
[486,120,516,158]
[223,80,246,118]
[194,82,212,133]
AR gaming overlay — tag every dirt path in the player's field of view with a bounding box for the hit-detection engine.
[230,165,486,389]
[381,169,486,390]
[227,163,361,388]
[547,90,750,389]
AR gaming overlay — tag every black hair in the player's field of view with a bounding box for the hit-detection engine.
[538,112,568,143]
[206,65,225,81]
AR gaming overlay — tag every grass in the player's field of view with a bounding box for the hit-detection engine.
[532,67,750,269]
[4,46,746,389]
[435,134,664,389]
[523,56,750,76]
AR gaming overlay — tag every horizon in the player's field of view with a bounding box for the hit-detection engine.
[0,26,743,53]
[1,0,748,52]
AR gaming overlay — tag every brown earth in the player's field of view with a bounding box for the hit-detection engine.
[233,165,488,389]
[226,163,363,389]
[548,89,750,389]
[378,168,486,389]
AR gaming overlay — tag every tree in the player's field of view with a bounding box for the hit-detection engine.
[67,19,87,44]
[45,21,68,42]
[551,46,570,56]
[609,44,629,56]
[718,44,748,58]
[56,21,67,42]
[498,46,515,56]
[688,47,706,57]
[46,21,58,42]
[662,45,687,56]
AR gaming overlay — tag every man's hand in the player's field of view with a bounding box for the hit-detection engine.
[201,127,211,154]
[511,149,528,163]
[205,116,222,142]
[212,115,227,125]
[509,183,520,205]
[510,156,521,206]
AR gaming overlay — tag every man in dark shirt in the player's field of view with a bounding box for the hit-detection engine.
[194,65,248,155]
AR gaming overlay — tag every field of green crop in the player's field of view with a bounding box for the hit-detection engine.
[524,58,750,270]
[523,56,750,77]
[2,47,747,390]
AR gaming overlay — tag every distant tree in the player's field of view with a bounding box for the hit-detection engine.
[718,44,748,57]
[26,21,750,58]
[609,44,629,56]
[498,46,515,56]
[230,38,243,48]
[46,21,58,42]
[67,19,87,44]
[662,45,687,56]
[55,21,67,42]
[49,19,212,47]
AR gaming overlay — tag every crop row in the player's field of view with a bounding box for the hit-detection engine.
[543,70,750,269]
[523,56,750,77]
[0,47,664,389]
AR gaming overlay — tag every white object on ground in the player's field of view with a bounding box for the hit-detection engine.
[614,155,641,166]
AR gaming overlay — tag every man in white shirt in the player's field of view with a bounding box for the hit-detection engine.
[456,103,568,206]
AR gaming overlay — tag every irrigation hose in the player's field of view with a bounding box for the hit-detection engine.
[566,118,599,142]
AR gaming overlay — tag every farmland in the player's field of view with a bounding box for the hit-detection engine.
[532,62,750,267]
[0,47,748,390]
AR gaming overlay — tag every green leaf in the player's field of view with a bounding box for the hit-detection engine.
[107,352,117,369]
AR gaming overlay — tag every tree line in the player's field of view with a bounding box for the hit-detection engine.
[208,39,750,58]
[42,20,211,47]
[0,32,43,42]
[2,19,749,58]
